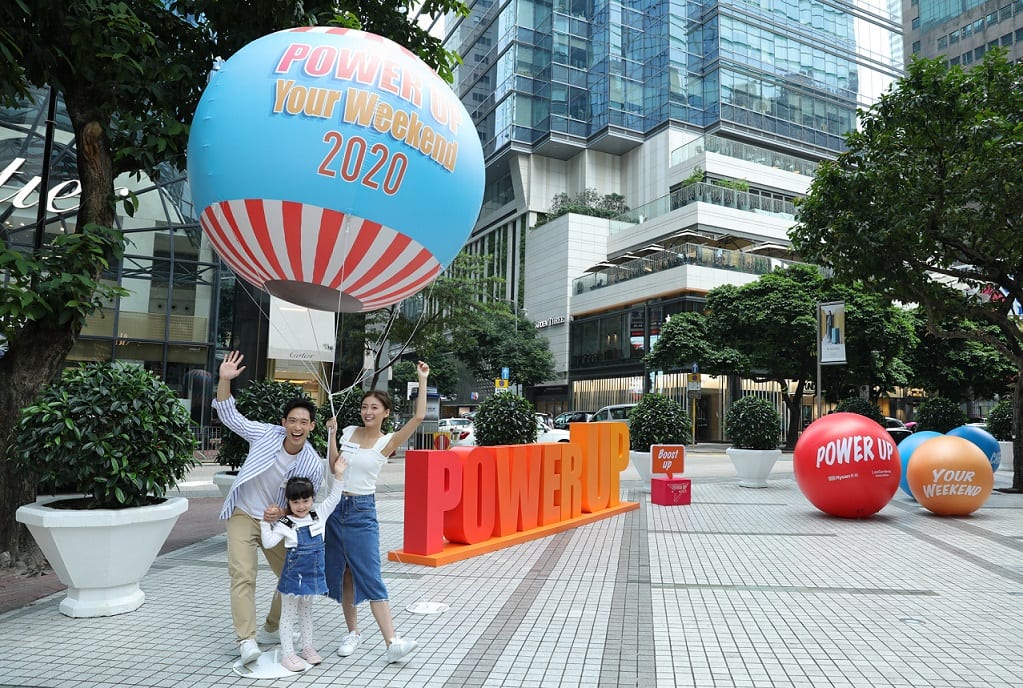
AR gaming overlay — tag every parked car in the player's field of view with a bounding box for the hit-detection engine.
[447,420,569,447]
[553,410,594,429]
[537,419,571,443]
[883,417,912,444]
[590,403,638,426]
[450,424,476,446]
[438,417,473,432]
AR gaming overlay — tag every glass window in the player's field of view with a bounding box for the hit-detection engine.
[912,17,920,29]
[975,46,986,60]
[912,40,921,53]
[949,31,959,44]
[938,34,948,48]
[999,4,1011,21]
[987,12,998,26]
[1001,32,1012,46]
[949,56,960,66]
[962,51,973,65]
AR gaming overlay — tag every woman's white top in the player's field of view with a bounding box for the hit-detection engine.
[338,426,392,495]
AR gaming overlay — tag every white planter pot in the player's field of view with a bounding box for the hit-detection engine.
[629,451,653,488]
[726,447,782,488]
[16,496,188,617]
[998,441,1013,473]
[213,470,238,498]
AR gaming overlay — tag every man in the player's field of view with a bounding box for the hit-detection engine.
[213,350,325,665]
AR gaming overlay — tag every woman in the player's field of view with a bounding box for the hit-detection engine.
[324,361,429,663]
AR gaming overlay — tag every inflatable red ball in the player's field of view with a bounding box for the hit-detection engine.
[793,413,901,518]
[905,435,993,516]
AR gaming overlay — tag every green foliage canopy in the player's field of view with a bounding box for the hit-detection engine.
[792,50,1023,488]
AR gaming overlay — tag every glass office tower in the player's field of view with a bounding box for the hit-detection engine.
[904,0,1023,63]
[448,0,902,162]
[439,1,903,420]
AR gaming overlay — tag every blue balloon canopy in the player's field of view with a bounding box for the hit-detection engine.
[188,27,485,312]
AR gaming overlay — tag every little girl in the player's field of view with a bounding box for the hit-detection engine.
[261,424,347,672]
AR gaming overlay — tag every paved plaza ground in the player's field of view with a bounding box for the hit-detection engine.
[1,447,1021,687]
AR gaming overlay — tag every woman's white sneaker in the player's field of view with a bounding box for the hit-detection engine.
[385,636,418,663]
[336,631,361,657]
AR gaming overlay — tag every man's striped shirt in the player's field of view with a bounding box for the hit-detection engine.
[213,396,324,520]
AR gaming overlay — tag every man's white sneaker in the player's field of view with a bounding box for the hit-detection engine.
[336,631,361,657]
[238,639,261,666]
[385,636,418,663]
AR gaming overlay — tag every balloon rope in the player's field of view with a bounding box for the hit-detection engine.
[237,285,335,393]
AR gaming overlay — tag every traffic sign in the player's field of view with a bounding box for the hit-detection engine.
[494,378,510,389]
[501,366,510,380]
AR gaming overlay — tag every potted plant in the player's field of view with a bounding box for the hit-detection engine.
[628,394,692,482]
[914,396,968,434]
[724,395,782,488]
[474,391,537,446]
[986,399,1014,471]
[13,362,199,617]
[214,379,323,496]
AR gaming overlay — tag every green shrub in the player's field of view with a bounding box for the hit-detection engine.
[914,396,968,434]
[14,362,199,508]
[985,399,1014,441]
[629,394,692,451]
[833,397,885,426]
[724,395,781,450]
[217,379,321,470]
[474,391,536,446]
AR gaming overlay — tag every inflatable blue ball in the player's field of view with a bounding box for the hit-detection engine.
[896,431,943,499]
[947,425,1001,472]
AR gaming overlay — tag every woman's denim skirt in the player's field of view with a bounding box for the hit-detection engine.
[324,493,389,605]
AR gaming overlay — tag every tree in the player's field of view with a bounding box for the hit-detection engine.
[819,283,917,402]
[362,253,504,389]
[0,0,470,563]
[646,264,915,449]
[451,308,556,388]
[903,309,1015,407]
[791,51,1023,491]
[535,188,630,225]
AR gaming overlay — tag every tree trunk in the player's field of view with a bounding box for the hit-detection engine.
[781,379,806,450]
[1013,370,1022,491]
[0,101,117,565]
[0,319,79,561]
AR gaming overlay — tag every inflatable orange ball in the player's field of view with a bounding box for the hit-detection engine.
[905,436,994,516]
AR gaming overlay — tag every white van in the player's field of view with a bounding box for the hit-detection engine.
[590,403,637,426]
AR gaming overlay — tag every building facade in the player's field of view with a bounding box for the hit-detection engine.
[0,89,290,442]
[903,0,1023,63]
[441,0,904,438]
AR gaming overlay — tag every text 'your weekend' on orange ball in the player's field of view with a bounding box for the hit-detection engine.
[905,435,994,516]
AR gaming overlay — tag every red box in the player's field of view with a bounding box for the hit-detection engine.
[651,477,691,506]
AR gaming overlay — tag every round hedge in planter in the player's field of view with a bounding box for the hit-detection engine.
[985,399,1013,441]
[628,393,691,452]
[15,362,199,508]
[13,362,198,616]
[915,396,968,434]
[474,391,536,446]
[724,395,782,488]
[725,395,781,450]
[833,397,884,426]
